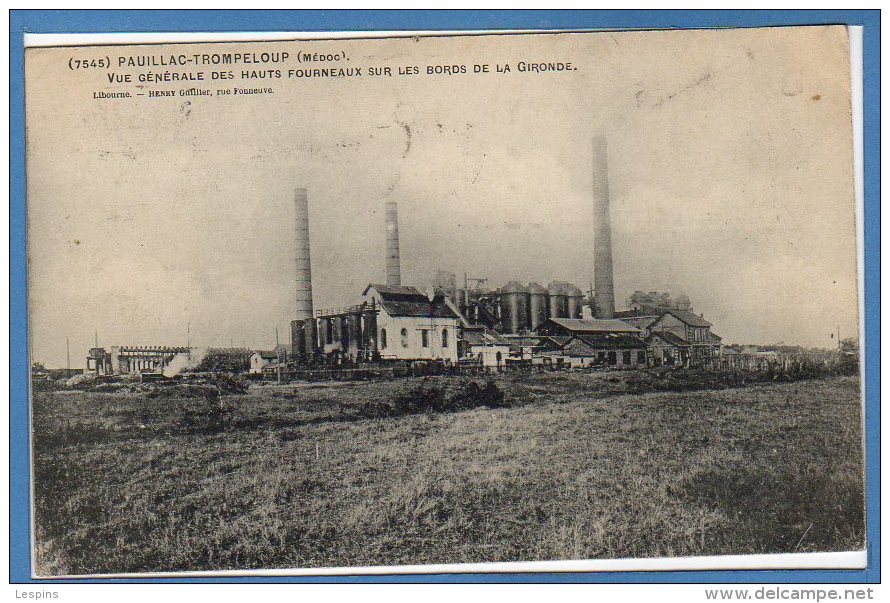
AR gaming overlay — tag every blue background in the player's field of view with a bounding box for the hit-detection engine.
[8,9,881,584]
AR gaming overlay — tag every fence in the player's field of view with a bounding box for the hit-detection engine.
[268,351,858,384]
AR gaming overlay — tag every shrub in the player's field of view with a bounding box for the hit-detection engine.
[213,374,249,395]
[391,382,446,415]
[448,380,509,409]
[358,380,509,419]
[31,377,55,392]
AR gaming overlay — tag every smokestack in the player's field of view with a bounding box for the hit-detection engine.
[385,201,401,286]
[592,136,616,319]
[294,188,316,358]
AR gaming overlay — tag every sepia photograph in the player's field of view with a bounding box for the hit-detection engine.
[24,25,864,577]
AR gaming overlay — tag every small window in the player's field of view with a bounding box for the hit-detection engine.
[380,328,387,349]
[637,350,646,364]
[598,351,606,362]
[441,328,449,348]
[400,328,408,348]
[608,351,617,365]
[326,320,333,345]
[622,351,632,364]
[421,329,429,348]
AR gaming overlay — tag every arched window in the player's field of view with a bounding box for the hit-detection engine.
[441,328,449,348]
[400,328,408,348]
[380,328,387,349]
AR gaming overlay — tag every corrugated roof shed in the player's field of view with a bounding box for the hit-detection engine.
[462,328,511,346]
[663,309,712,328]
[544,317,641,334]
[538,335,572,349]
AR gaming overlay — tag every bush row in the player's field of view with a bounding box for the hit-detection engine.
[359,380,509,419]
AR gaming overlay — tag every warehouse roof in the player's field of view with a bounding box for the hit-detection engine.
[617,307,712,328]
[542,317,641,334]
[462,328,511,346]
[660,309,712,328]
[537,335,573,350]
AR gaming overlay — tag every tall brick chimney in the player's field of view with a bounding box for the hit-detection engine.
[293,187,316,359]
[385,201,402,286]
[592,136,616,319]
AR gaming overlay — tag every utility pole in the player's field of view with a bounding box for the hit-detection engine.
[187,322,191,361]
[275,327,282,384]
[66,337,70,372]
[94,330,98,349]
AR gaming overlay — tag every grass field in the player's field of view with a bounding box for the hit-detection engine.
[32,372,864,575]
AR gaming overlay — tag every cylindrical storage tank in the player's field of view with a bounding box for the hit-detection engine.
[500,281,529,334]
[547,282,568,319]
[528,282,549,331]
[565,284,584,319]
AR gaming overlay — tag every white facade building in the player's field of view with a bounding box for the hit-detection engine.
[362,284,459,363]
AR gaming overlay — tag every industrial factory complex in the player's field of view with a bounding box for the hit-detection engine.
[84,137,726,378]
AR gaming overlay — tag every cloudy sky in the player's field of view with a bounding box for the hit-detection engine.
[26,26,858,367]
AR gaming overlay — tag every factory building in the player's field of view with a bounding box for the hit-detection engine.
[535,317,641,338]
[645,331,691,366]
[86,346,191,375]
[533,318,648,368]
[249,345,289,374]
[363,284,459,363]
[314,300,380,363]
[86,348,112,375]
[282,135,725,371]
[615,308,722,365]
[311,284,460,364]
[538,334,649,368]
[81,137,734,379]
[459,326,512,369]
[446,279,585,337]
